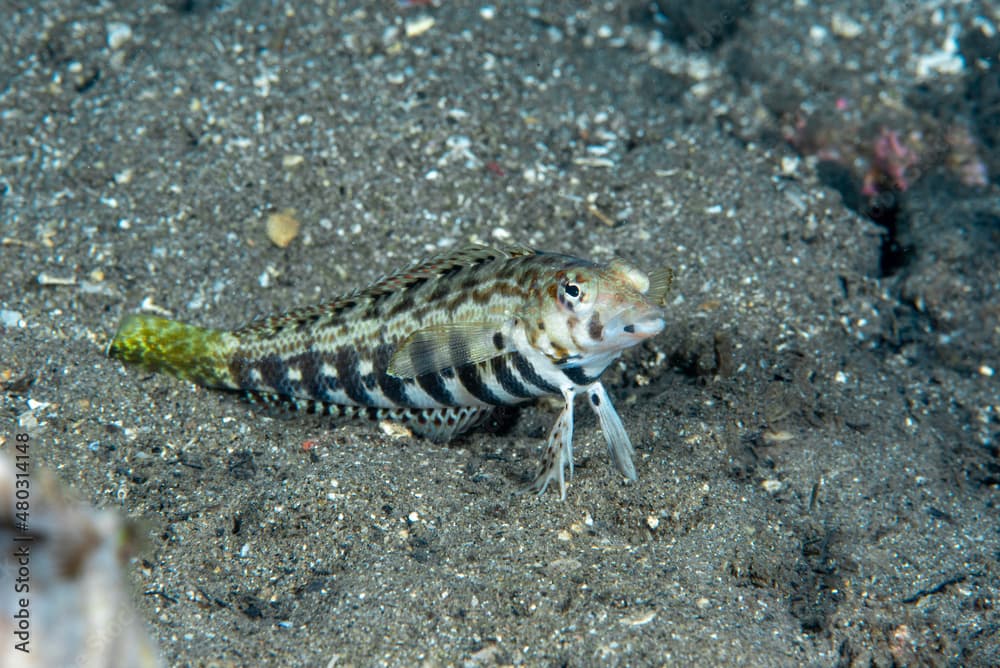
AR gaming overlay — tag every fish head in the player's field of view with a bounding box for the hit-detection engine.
[530,257,669,361]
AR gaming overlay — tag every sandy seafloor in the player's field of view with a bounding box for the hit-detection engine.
[1,1,999,665]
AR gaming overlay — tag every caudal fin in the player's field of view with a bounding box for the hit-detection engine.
[107,314,240,389]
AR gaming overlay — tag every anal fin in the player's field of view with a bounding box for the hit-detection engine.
[243,392,491,442]
[405,407,492,442]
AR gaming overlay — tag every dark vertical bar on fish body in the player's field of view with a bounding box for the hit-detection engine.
[335,347,373,406]
[491,356,534,399]
[561,366,596,386]
[310,360,340,403]
[512,352,560,394]
[285,350,320,398]
[373,343,412,407]
[417,371,457,406]
[229,356,256,392]
[456,363,505,406]
[258,353,292,394]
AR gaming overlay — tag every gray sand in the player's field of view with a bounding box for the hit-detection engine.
[2,1,997,665]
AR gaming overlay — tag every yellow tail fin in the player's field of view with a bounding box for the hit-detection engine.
[107,314,239,388]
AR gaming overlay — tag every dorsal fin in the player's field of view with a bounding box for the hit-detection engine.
[362,243,535,301]
[237,244,536,337]
[237,298,358,336]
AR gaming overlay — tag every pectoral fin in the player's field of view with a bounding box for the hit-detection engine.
[387,322,512,378]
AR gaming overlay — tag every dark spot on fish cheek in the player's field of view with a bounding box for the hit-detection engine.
[587,315,603,341]
[590,393,600,407]
[623,324,636,334]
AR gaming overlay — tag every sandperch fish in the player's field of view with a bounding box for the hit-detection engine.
[108,244,673,498]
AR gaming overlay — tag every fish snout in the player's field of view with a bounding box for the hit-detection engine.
[623,316,665,339]
[616,302,666,341]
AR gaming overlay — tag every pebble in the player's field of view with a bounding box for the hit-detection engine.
[17,411,38,430]
[780,155,801,176]
[79,280,115,296]
[914,25,965,79]
[0,309,24,328]
[831,13,863,39]
[809,25,828,42]
[379,421,413,439]
[761,479,783,493]
[106,22,133,50]
[762,430,795,444]
[915,48,965,78]
[266,210,300,248]
[37,273,76,286]
[622,611,657,626]
[405,16,435,38]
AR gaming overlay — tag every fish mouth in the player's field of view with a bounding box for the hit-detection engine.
[622,316,665,339]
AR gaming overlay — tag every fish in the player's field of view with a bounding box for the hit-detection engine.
[107,244,673,498]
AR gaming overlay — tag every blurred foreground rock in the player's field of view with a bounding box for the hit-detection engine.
[1,454,164,668]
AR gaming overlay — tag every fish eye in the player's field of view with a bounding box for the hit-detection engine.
[563,283,580,298]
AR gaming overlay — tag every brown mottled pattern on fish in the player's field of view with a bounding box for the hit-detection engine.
[108,244,673,498]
